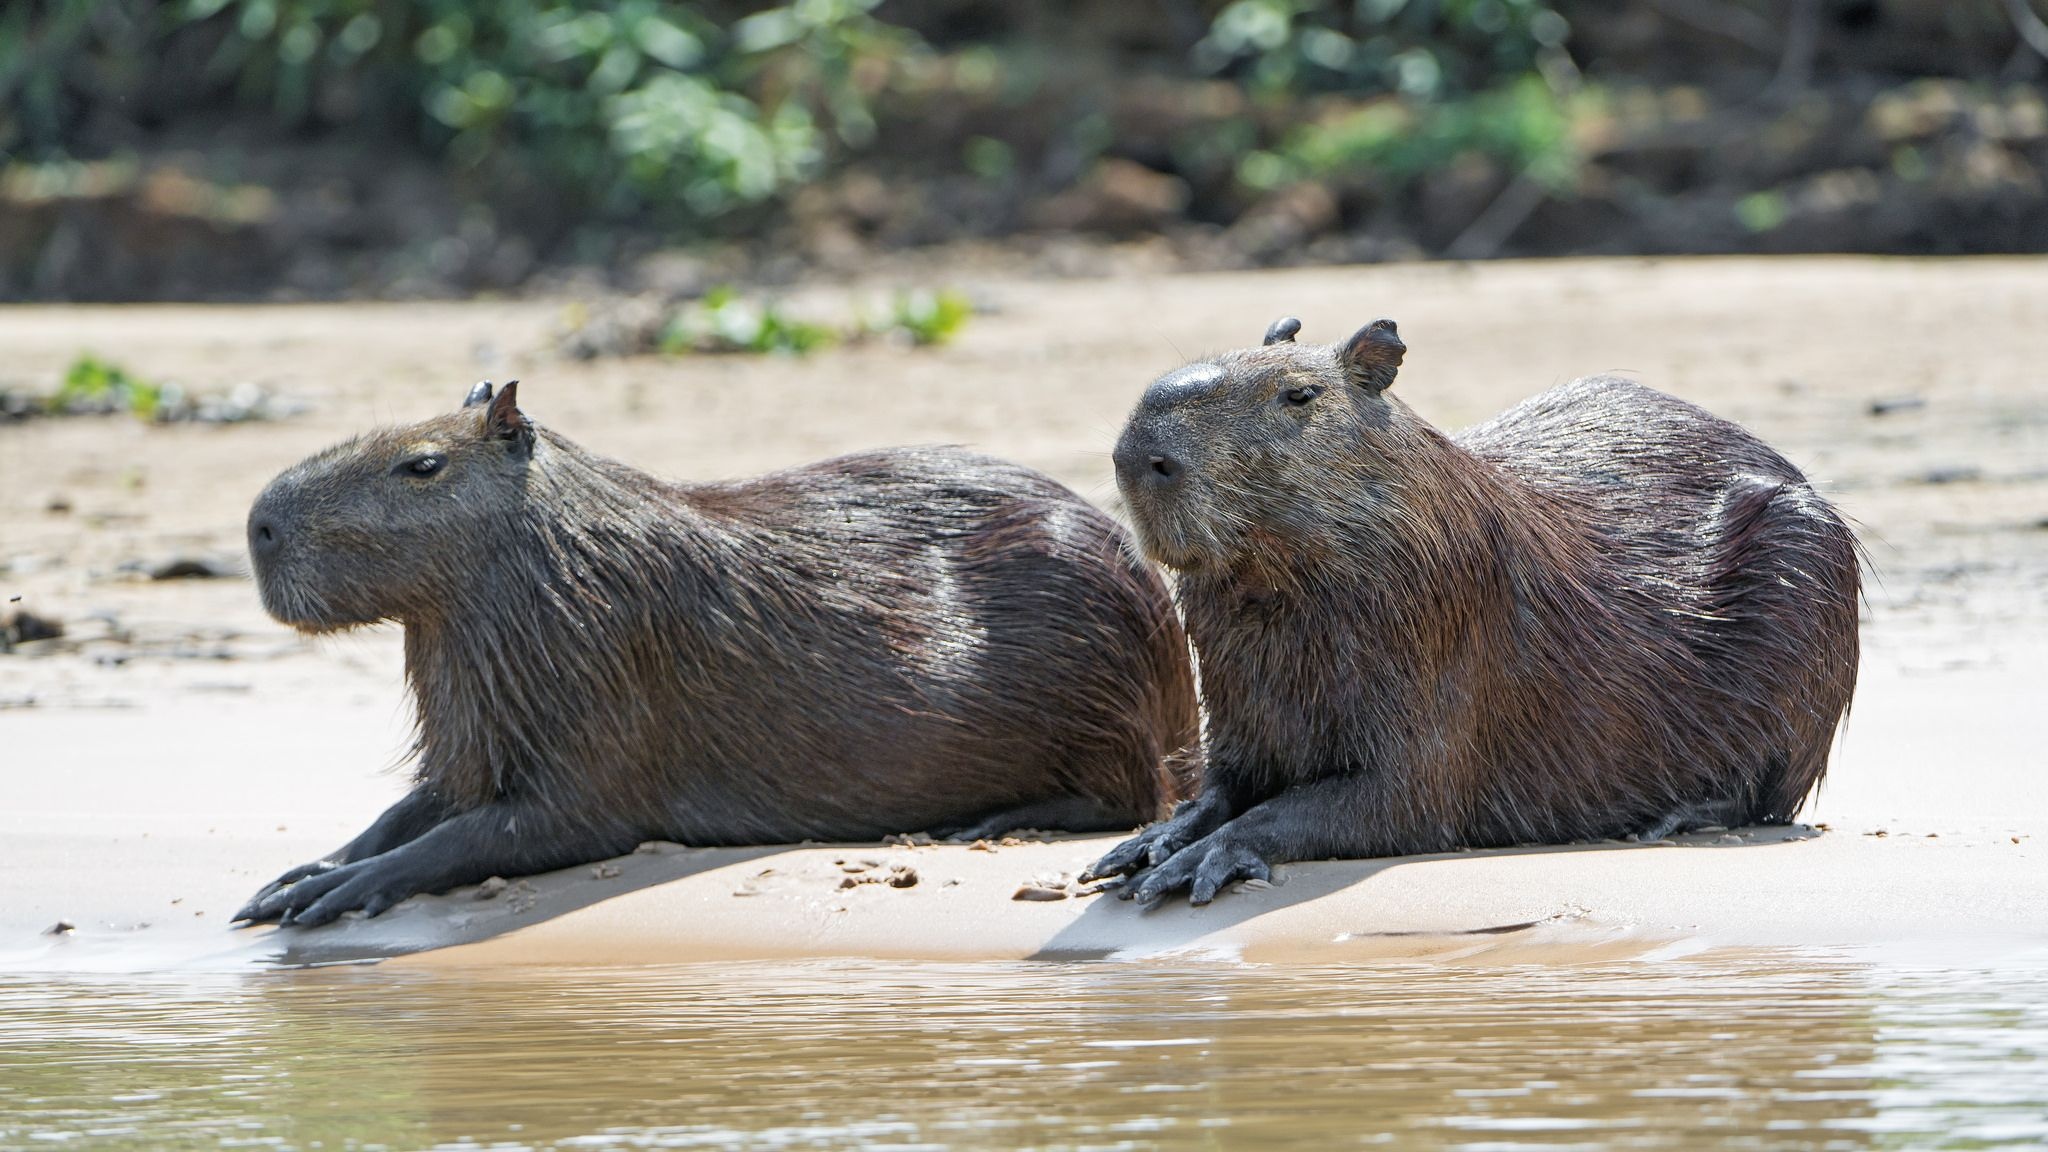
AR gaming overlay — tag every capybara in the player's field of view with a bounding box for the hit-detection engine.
[237,381,1196,926]
[1086,315,1860,905]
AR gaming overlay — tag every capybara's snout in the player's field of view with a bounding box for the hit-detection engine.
[1113,424,1184,496]
[1116,361,1228,499]
[246,480,294,571]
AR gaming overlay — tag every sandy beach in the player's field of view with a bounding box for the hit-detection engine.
[2,256,2044,972]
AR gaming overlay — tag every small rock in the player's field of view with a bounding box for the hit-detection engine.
[838,876,862,890]
[3,610,64,647]
[1867,395,1926,416]
[591,862,622,880]
[44,494,73,515]
[633,841,672,855]
[44,920,75,935]
[474,876,509,900]
[886,865,919,888]
[147,555,238,581]
[1716,834,1743,845]
[1869,829,1890,837]
[968,839,995,852]
[1012,884,1069,902]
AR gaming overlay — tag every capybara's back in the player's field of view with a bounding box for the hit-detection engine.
[1456,375,1860,837]
[672,446,1199,841]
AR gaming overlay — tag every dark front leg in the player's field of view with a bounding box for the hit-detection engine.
[1127,771,1417,906]
[245,798,643,928]
[1080,774,1255,883]
[235,788,456,922]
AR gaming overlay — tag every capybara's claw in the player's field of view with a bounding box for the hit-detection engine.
[234,859,342,923]
[1186,840,1271,905]
[1081,832,1161,883]
[286,867,412,928]
[1122,827,1272,908]
[1085,803,1219,882]
[242,860,365,926]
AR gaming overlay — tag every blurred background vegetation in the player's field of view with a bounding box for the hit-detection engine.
[4,0,2047,299]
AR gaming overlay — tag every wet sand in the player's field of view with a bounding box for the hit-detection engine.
[2,256,2044,972]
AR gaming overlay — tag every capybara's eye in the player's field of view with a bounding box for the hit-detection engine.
[1284,385,1322,406]
[403,455,445,477]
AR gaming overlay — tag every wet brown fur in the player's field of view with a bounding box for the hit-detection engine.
[1091,319,1861,903]
[237,384,1196,924]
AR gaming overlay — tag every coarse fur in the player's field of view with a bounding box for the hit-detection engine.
[237,382,1197,926]
[1087,317,1861,906]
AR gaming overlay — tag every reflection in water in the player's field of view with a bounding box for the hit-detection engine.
[2,956,2045,1150]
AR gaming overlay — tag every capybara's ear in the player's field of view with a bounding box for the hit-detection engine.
[483,379,531,443]
[1339,319,1405,393]
[463,380,494,409]
[1263,316,1302,345]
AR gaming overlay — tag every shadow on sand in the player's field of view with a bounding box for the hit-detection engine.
[261,842,792,967]
[1028,824,1821,961]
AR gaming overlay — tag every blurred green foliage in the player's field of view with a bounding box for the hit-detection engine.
[660,284,839,353]
[2,0,1581,237]
[1197,0,1569,100]
[1,0,912,220]
[1244,76,1579,192]
[0,354,286,421]
[655,284,972,355]
[1210,0,1579,193]
[53,353,163,420]
[188,0,910,216]
[882,287,971,346]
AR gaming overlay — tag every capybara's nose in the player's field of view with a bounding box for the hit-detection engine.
[249,515,280,561]
[1114,432,1183,492]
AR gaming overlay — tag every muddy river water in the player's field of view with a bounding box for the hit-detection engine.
[5,954,2047,1150]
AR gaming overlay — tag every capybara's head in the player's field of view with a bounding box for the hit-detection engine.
[1113,315,1407,571]
[248,381,536,632]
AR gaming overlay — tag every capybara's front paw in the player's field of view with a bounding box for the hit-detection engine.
[239,857,418,928]
[234,859,341,923]
[1124,828,1273,908]
[1081,796,1228,882]
[1081,824,1177,883]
